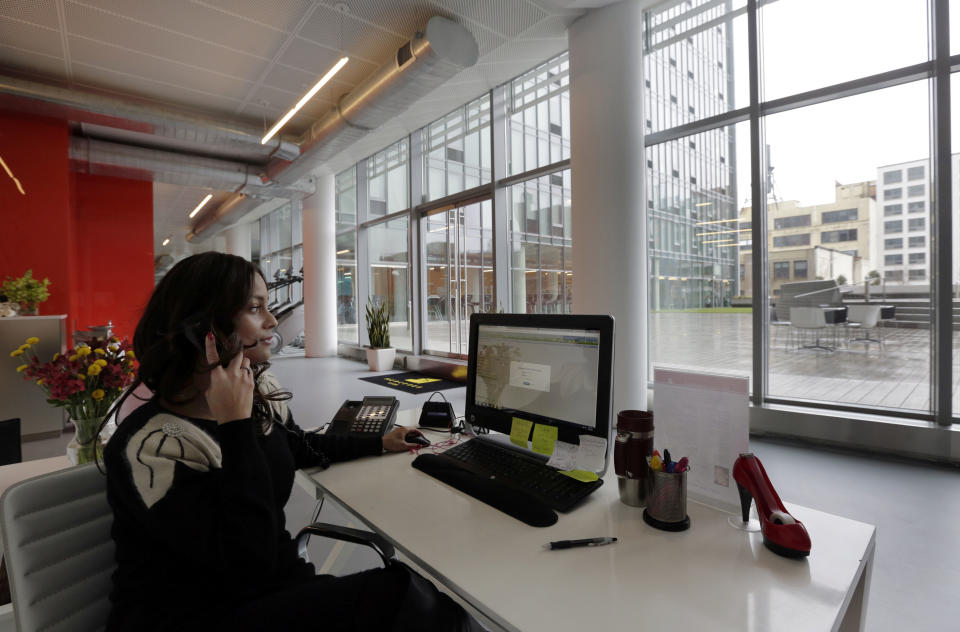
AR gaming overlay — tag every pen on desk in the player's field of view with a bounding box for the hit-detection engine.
[544,537,617,550]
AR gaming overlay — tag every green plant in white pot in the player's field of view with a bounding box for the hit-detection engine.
[1,269,51,316]
[365,298,395,371]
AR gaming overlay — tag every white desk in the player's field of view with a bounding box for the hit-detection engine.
[298,411,875,632]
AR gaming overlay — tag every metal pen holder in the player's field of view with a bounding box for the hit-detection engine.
[642,469,691,532]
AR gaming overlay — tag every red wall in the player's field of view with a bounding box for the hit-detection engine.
[0,112,153,341]
[72,173,153,340]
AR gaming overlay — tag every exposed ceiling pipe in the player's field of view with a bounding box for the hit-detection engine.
[0,74,300,162]
[188,15,479,242]
[185,193,261,241]
[69,137,314,199]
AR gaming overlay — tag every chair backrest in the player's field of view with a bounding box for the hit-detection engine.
[776,280,842,321]
[847,304,881,328]
[0,464,115,632]
[0,418,22,465]
[790,306,826,329]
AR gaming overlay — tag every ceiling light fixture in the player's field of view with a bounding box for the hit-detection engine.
[336,248,351,254]
[188,194,213,218]
[161,237,171,246]
[261,57,349,145]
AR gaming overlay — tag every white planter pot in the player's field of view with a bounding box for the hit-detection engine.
[366,347,396,371]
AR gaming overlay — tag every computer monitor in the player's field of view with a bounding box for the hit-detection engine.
[465,313,615,465]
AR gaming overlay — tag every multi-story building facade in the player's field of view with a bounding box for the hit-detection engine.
[644,1,738,310]
[875,157,960,285]
[739,181,878,296]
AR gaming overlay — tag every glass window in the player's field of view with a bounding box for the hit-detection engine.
[772,234,810,247]
[367,139,409,217]
[508,170,573,314]
[821,229,857,243]
[885,188,903,200]
[907,184,925,198]
[773,261,791,279]
[884,204,902,216]
[367,217,411,351]
[885,269,903,281]
[883,170,903,184]
[423,94,491,201]
[908,236,925,248]
[908,217,925,232]
[335,167,357,229]
[773,214,811,229]
[908,201,925,213]
[793,260,808,279]
[759,0,928,100]
[907,165,925,180]
[885,238,903,249]
[336,231,357,344]
[885,220,903,234]
[508,52,570,176]
[885,254,903,266]
[909,269,926,280]
[909,252,926,265]
[821,208,858,223]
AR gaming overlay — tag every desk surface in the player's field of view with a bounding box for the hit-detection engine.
[300,412,875,632]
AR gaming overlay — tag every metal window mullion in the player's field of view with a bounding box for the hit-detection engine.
[748,0,768,405]
[355,157,370,347]
[492,84,511,313]
[931,0,952,425]
[407,131,423,356]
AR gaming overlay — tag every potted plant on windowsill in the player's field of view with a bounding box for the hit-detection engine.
[365,299,395,371]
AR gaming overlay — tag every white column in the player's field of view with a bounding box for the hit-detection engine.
[569,0,648,413]
[302,174,338,357]
[224,223,252,260]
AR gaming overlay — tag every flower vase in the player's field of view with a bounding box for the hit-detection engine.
[19,301,38,316]
[67,416,105,465]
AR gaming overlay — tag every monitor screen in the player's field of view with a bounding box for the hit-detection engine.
[465,313,615,447]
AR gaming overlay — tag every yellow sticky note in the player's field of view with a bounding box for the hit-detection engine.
[510,417,534,448]
[560,470,600,483]
[531,424,558,456]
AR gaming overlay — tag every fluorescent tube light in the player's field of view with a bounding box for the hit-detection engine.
[261,57,349,144]
[336,249,351,254]
[188,194,213,218]
[161,237,170,246]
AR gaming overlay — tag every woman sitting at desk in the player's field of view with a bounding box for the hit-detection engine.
[102,252,471,632]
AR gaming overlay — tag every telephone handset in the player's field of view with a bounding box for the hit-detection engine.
[327,395,399,437]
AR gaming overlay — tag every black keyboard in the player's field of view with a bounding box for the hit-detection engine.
[412,439,603,526]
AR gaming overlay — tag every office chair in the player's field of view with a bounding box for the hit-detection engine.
[0,418,21,465]
[0,464,396,632]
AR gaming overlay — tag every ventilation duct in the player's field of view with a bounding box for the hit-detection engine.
[188,16,477,242]
[185,192,262,241]
[69,138,313,199]
[0,75,299,161]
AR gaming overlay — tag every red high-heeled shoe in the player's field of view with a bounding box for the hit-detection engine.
[732,453,811,558]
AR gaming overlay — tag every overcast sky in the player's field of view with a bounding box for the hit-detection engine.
[724,0,937,208]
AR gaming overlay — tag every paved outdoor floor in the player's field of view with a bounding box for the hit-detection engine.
[339,312,955,413]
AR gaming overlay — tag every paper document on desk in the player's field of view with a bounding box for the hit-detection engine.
[653,368,749,515]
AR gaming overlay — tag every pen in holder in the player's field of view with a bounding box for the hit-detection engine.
[642,467,691,532]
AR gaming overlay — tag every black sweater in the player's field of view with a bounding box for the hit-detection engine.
[103,380,383,632]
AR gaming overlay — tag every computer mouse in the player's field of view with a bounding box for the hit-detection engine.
[405,432,431,447]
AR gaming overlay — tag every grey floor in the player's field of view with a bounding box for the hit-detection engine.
[18,355,960,631]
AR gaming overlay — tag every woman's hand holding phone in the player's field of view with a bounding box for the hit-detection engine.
[203,332,254,425]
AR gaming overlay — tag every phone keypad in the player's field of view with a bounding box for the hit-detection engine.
[350,405,391,433]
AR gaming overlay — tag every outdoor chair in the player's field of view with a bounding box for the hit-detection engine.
[790,306,833,351]
[0,464,396,632]
[846,304,883,346]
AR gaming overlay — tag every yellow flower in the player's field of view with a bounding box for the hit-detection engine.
[53,352,60,361]
[25,337,39,345]
[10,349,23,358]
[19,343,30,351]
[36,379,44,385]
[125,350,135,359]
[68,354,79,362]
[76,346,92,357]
[110,336,119,343]
[16,364,27,373]
[108,344,119,352]
[87,364,102,376]
[94,348,106,355]
[94,359,107,367]
[91,389,105,401]
[78,373,86,379]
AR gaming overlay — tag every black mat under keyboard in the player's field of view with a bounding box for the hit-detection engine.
[433,438,602,512]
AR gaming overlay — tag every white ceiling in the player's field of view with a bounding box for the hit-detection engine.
[0,0,604,254]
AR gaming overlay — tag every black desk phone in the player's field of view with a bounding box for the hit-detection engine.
[327,396,399,437]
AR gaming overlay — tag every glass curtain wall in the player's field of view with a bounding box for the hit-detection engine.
[508,52,570,175]
[336,167,358,343]
[368,217,411,351]
[644,0,955,422]
[423,94,491,201]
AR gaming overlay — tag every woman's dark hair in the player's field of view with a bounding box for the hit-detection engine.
[101,252,289,443]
